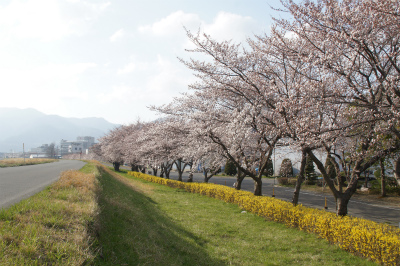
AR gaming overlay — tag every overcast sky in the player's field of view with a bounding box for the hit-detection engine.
[0,0,286,125]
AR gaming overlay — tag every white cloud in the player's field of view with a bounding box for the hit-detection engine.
[117,62,136,75]
[204,12,258,42]
[0,0,68,41]
[110,28,125,42]
[139,10,258,44]
[0,62,96,110]
[0,0,110,41]
[105,55,192,107]
[39,62,97,79]
[19,63,98,88]
[145,55,194,102]
[96,85,134,104]
[138,10,201,36]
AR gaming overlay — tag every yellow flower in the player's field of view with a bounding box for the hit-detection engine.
[128,170,400,265]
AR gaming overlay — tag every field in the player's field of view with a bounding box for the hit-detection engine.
[0,158,58,167]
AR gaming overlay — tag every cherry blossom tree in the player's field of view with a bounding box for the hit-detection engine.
[160,118,195,181]
[137,121,177,178]
[271,0,400,215]
[99,126,129,171]
[246,32,341,205]
[156,54,283,195]
[121,121,150,172]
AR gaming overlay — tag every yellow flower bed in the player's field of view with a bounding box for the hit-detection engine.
[128,171,400,265]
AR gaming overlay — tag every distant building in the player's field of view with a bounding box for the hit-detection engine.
[77,136,95,150]
[2,152,23,158]
[30,154,47,159]
[28,143,59,158]
[30,144,50,154]
[60,136,96,156]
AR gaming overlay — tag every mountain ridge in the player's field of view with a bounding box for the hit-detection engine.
[0,108,119,152]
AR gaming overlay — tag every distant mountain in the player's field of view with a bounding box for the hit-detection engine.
[0,108,119,152]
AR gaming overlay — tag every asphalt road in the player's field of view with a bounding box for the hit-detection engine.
[0,160,86,209]
[166,171,400,226]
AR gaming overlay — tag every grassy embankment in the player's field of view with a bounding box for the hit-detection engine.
[0,158,58,167]
[0,163,98,265]
[0,161,378,265]
[95,166,377,265]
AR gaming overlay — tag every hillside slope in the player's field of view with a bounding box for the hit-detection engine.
[0,108,119,152]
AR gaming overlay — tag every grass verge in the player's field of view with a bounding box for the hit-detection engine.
[0,162,98,265]
[0,158,58,167]
[94,166,378,266]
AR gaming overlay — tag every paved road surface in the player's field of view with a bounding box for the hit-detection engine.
[0,160,86,209]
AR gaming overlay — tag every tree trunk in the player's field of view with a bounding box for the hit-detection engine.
[177,166,183,181]
[203,167,220,183]
[142,167,146,173]
[165,165,172,179]
[380,159,386,197]
[254,178,262,196]
[394,156,400,186]
[292,150,307,206]
[152,167,158,176]
[203,168,213,183]
[204,171,210,183]
[186,164,193,182]
[187,172,193,182]
[336,194,351,216]
[185,161,193,182]
[175,159,187,182]
[177,171,183,181]
[335,176,359,216]
[234,180,242,189]
[160,164,165,178]
[234,170,245,190]
[307,149,364,216]
[113,162,120,172]
[160,163,172,179]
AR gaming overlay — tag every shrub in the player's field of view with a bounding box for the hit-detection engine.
[374,169,381,179]
[305,156,318,185]
[277,177,289,185]
[277,177,296,186]
[279,158,293,177]
[369,177,400,195]
[224,160,237,176]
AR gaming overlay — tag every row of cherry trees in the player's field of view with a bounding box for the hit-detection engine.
[94,0,400,216]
